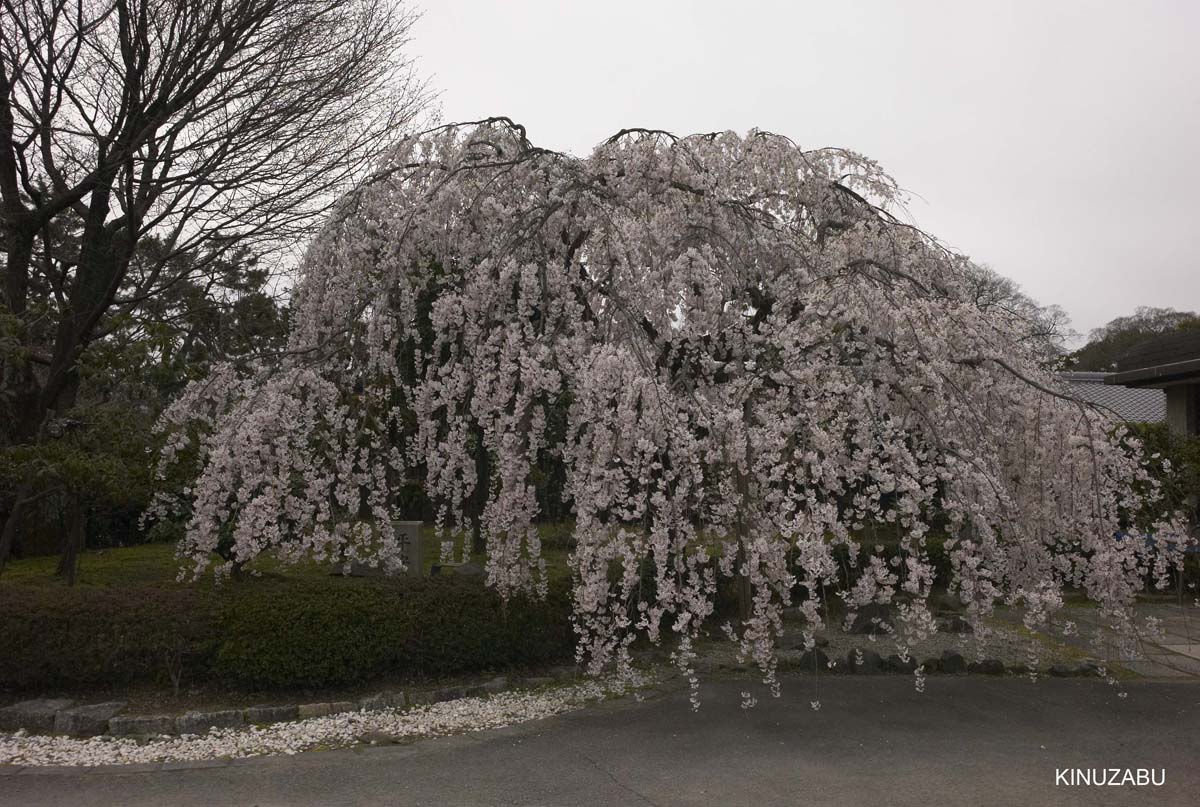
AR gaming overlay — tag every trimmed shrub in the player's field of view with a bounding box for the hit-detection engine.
[0,585,219,689]
[0,576,574,692]
[214,576,574,689]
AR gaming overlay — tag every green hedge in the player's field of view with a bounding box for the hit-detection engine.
[0,584,218,690]
[215,577,574,689]
[0,577,574,692]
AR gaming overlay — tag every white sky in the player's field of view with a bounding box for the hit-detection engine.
[409,0,1199,340]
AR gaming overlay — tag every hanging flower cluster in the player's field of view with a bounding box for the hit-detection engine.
[151,119,1192,697]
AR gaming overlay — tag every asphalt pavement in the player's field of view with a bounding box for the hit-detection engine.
[2,676,1197,806]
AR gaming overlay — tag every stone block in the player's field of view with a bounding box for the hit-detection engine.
[846,648,885,674]
[358,692,405,712]
[796,648,831,674]
[108,715,175,736]
[431,686,467,703]
[938,614,974,634]
[886,654,917,674]
[245,705,299,724]
[176,709,244,734]
[0,699,75,733]
[939,651,967,674]
[54,702,127,737]
[520,676,555,688]
[297,701,355,719]
[466,677,508,697]
[849,603,893,634]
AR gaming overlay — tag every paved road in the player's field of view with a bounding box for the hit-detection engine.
[2,677,1197,806]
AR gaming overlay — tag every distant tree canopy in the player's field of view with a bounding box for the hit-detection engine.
[1,0,430,576]
[0,229,288,575]
[960,264,1071,362]
[1069,306,1200,371]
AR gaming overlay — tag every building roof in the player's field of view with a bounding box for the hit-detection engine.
[1107,331,1200,387]
[1059,372,1166,422]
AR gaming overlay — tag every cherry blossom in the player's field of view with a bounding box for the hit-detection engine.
[151,119,1192,700]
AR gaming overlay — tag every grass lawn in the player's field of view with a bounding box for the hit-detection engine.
[0,524,576,589]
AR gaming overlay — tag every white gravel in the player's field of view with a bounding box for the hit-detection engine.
[0,675,653,768]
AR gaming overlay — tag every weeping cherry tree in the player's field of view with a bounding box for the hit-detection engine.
[151,119,1192,705]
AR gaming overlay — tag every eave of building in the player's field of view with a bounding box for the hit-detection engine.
[1105,358,1200,388]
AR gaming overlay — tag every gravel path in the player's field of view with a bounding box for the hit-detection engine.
[0,675,655,768]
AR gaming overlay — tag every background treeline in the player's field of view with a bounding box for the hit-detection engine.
[0,222,291,564]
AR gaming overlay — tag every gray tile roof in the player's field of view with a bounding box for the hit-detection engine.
[1059,372,1166,423]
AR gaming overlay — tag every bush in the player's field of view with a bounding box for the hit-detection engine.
[214,576,574,689]
[0,585,218,690]
[0,576,575,693]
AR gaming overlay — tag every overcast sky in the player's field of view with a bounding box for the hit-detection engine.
[410,0,1199,340]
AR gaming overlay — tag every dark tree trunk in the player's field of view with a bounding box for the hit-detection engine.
[55,492,85,586]
[470,426,490,556]
[0,174,126,574]
[0,482,33,574]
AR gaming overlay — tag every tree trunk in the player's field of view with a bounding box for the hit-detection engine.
[55,492,85,586]
[735,399,754,624]
[0,181,127,572]
[735,468,752,625]
[0,482,33,574]
[469,425,490,556]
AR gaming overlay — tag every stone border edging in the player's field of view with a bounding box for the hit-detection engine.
[0,651,1112,741]
[0,666,582,739]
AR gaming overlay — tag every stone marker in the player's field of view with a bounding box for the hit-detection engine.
[0,699,75,733]
[393,520,423,577]
[54,702,127,737]
[334,520,424,577]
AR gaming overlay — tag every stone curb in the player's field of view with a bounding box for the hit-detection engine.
[0,668,582,740]
[0,653,1104,742]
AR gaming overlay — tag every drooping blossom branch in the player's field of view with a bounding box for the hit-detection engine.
[150,119,1193,701]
